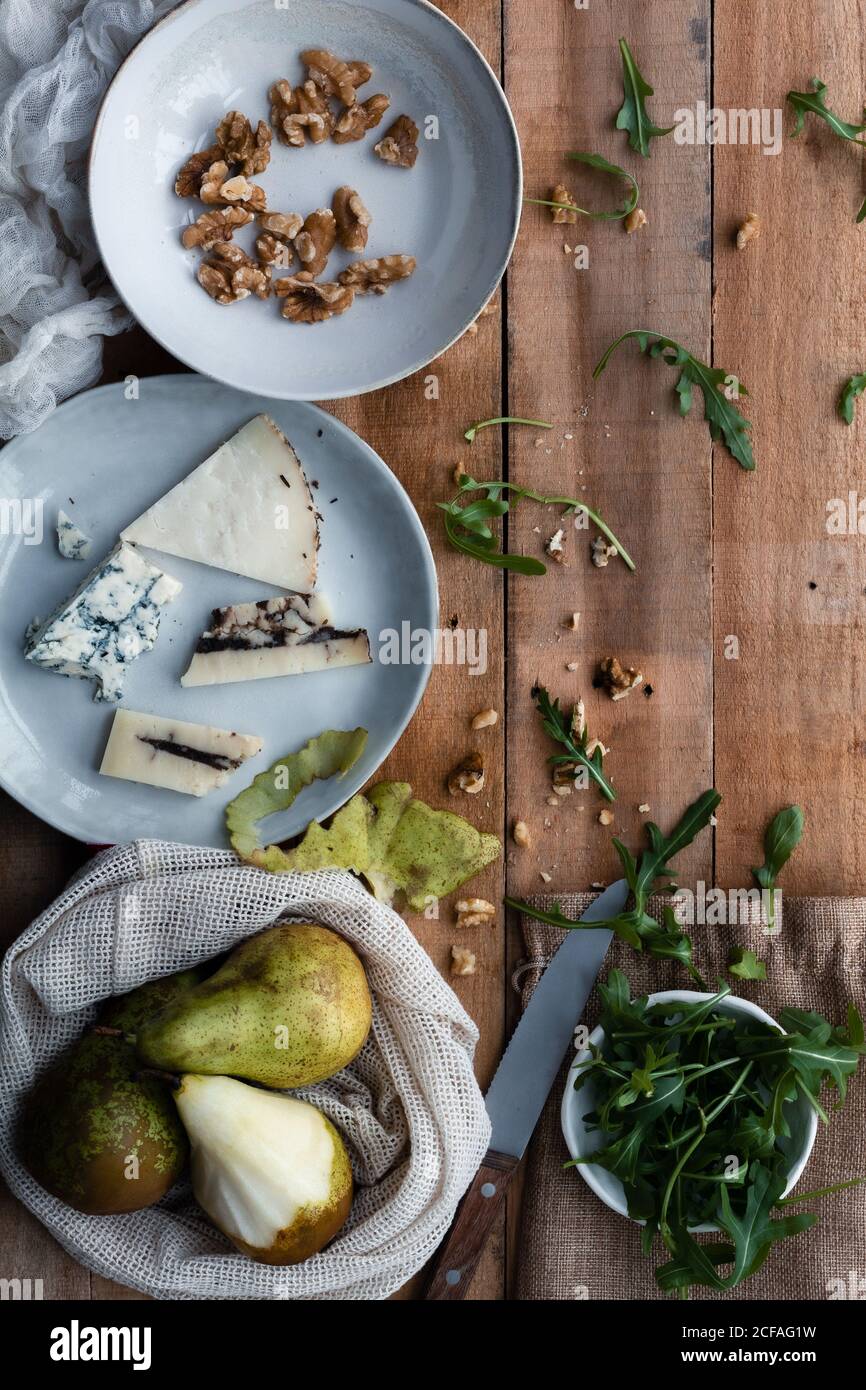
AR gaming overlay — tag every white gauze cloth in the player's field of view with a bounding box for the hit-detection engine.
[0,841,491,1300]
[0,0,179,438]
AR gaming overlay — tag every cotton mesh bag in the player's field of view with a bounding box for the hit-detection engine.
[0,841,490,1300]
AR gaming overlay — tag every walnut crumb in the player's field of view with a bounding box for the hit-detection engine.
[546,528,567,563]
[539,870,553,884]
[447,751,485,795]
[566,661,579,672]
[736,212,761,250]
[598,809,615,827]
[625,207,648,234]
[638,803,651,813]
[450,945,477,977]
[564,611,581,630]
[550,183,578,224]
[546,795,560,807]
[513,820,530,847]
[471,708,498,730]
[591,535,618,567]
[455,898,496,928]
[598,655,643,701]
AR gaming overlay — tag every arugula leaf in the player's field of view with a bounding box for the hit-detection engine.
[525,151,639,222]
[751,805,803,932]
[437,475,635,576]
[507,790,720,983]
[593,330,755,470]
[728,947,767,981]
[616,38,674,157]
[787,79,866,223]
[715,1164,817,1288]
[839,374,866,424]
[531,685,615,801]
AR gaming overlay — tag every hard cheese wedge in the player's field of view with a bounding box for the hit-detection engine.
[181,594,371,687]
[120,415,319,591]
[100,709,263,797]
[25,542,182,703]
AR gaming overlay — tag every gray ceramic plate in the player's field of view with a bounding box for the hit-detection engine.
[0,375,437,847]
[89,0,522,400]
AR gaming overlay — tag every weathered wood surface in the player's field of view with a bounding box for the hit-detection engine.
[1,0,862,1301]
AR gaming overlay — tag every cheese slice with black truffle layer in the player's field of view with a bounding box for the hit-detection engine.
[181,594,371,687]
[121,415,320,591]
[100,710,263,796]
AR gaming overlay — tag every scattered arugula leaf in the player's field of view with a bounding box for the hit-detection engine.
[728,947,767,982]
[751,805,804,934]
[464,416,552,444]
[573,971,865,1296]
[530,685,615,802]
[616,38,674,157]
[525,151,639,222]
[593,330,755,470]
[787,78,866,223]
[839,374,866,424]
[437,475,635,576]
[507,791,721,983]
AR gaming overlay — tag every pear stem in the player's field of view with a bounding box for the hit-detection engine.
[134,1068,181,1090]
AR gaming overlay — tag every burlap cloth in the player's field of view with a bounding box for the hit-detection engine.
[515,894,866,1301]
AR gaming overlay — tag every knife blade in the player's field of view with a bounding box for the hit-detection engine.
[424,878,629,1299]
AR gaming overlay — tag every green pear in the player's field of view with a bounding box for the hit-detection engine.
[135,924,372,1088]
[174,1073,352,1264]
[18,970,200,1214]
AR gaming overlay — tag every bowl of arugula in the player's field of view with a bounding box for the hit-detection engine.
[558,972,866,1294]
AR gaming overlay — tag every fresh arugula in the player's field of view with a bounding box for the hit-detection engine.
[507,790,721,983]
[839,374,866,424]
[573,971,865,1296]
[464,416,552,444]
[530,685,615,802]
[525,151,639,222]
[437,475,635,577]
[787,78,866,222]
[593,330,755,470]
[751,805,804,934]
[616,38,674,157]
[728,947,767,982]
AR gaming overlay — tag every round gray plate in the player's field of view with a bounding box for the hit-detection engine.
[89,0,522,400]
[0,376,437,847]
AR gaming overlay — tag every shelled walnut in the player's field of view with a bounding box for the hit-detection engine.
[333,93,391,144]
[200,160,267,211]
[450,946,477,977]
[338,254,416,294]
[256,233,294,268]
[255,211,303,268]
[269,79,332,146]
[455,899,496,929]
[294,209,337,279]
[181,206,253,250]
[597,655,643,701]
[198,242,270,304]
[447,752,485,796]
[175,144,223,197]
[274,277,355,323]
[374,114,419,167]
[215,111,272,176]
[550,182,578,224]
[332,186,372,252]
[300,48,357,107]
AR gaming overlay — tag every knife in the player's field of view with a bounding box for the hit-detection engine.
[424,879,629,1300]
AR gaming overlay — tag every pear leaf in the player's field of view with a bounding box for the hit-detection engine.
[226,728,368,862]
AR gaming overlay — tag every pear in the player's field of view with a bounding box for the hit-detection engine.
[136,924,372,1088]
[18,970,200,1214]
[174,1074,352,1264]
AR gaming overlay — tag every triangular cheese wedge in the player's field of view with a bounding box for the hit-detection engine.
[121,415,319,591]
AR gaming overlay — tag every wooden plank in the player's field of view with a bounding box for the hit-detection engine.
[712,0,866,893]
[503,0,713,1293]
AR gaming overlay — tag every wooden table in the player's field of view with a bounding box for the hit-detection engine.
[2,0,864,1300]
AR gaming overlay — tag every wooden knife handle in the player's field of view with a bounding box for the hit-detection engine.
[424,1150,519,1300]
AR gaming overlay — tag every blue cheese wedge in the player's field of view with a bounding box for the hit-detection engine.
[120,415,320,591]
[24,542,182,703]
[100,709,263,796]
[181,594,371,687]
[56,510,93,560]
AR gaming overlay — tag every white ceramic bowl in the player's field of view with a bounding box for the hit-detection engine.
[561,989,818,1228]
[89,0,522,400]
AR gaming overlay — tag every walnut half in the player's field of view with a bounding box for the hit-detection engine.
[447,751,485,795]
[175,144,222,198]
[300,48,357,107]
[274,277,355,323]
[269,79,332,147]
[181,206,253,250]
[332,93,391,144]
[198,242,271,304]
[215,111,272,176]
[332,186,372,252]
[338,254,416,294]
[374,114,419,167]
[294,209,337,279]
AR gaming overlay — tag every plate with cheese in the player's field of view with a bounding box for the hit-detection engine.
[89,0,522,399]
[0,374,437,847]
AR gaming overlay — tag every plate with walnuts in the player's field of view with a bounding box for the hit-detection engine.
[89,0,522,400]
